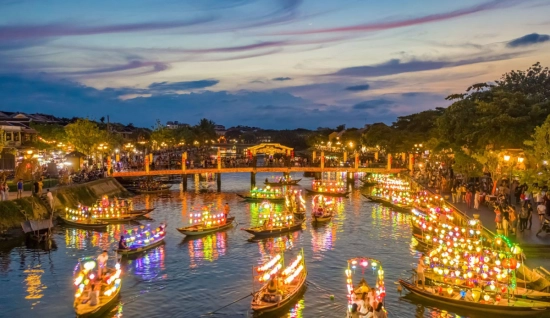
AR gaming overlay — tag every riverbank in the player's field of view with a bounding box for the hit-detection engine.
[0,178,130,234]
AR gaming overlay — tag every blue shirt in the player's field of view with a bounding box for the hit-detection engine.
[17,181,23,190]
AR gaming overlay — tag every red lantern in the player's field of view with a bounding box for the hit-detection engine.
[509,258,518,269]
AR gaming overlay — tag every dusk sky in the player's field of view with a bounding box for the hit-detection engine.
[1,0,550,129]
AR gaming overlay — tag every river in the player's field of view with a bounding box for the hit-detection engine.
[0,173,512,317]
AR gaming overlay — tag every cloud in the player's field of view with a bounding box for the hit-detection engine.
[271,0,522,35]
[331,53,524,77]
[0,17,215,41]
[345,84,370,91]
[58,60,169,76]
[272,77,292,81]
[507,33,550,47]
[353,99,394,110]
[148,80,219,91]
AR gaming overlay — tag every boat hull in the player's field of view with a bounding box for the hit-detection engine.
[237,194,285,203]
[75,282,121,318]
[59,216,108,230]
[399,279,550,316]
[118,237,165,255]
[95,210,151,223]
[264,179,301,187]
[251,270,307,313]
[305,189,349,197]
[177,217,235,236]
[243,221,303,238]
[363,194,412,213]
[312,214,332,224]
[135,188,171,194]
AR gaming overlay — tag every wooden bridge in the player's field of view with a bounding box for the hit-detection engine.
[112,166,405,178]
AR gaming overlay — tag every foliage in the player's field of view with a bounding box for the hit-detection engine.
[453,149,482,179]
[471,150,501,177]
[64,119,105,156]
[30,122,67,144]
[150,120,175,147]
[523,114,550,166]
[361,123,401,153]
[193,118,217,143]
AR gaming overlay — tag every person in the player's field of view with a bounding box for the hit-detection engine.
[538,203,547,223]
[223,203,230,218]
[37,177,43,196]
[349,303,366,318]
[519,204,529,232]
[416,255,426,289]
[88,282,100,306]
[33,180,39,196]
[3,182,8,201]
[465,189,473,209]
[365,306,374,318]
[118,236,128,250]
[474,190,480,210]
[97,250,108,278]
[494,206,502,230]
[17,179,24,199]
[526,202,534,230]
[509,205,517,235]
[373,302,387,318]
[501,206,510,236]
[46,189,54,210]
[451,185,457,203]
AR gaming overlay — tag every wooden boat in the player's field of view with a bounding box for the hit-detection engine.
[237,194,285,203]
[293,211,306,220]
[117,237,165,256]
[177,217,235,236]
[345,257,386,316]
[74,257,122,317]
[242,220,304,238]
[361,181,378,187]
[305,189,349,197]
[363,194,412,213]
[264,178,302,186]
[59,216,109,230]
[127,208,155,215]
[399,279,550,316]
[94,210,151,223]
[135,187,171,194]
[312,213,332,224]
[252,250,307,313]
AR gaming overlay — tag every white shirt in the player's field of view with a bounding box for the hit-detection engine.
[538,205,546,215]
[97,254,108,266]
[47,192,54,200]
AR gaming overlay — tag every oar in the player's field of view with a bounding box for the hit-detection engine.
[203,292,253,316]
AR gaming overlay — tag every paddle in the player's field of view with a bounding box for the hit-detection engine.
[203,292,253,316]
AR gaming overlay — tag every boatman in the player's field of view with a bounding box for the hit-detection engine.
[224,203,230,219]
[416,254,426,289]
[97,250,109,278]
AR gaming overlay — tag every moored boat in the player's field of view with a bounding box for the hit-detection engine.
[238,186,285,202]
[243,201,304,238]
[178,214,235,236]
[345,257,387,315]
[362,194,412,213]
[264,177,302,186]
[251,249,307,313]
[307,180,350,197]
[59,215,109,230]
[399,279,550,316]
[117,223,166,256]
[311,195,335,224]
[243,220,304,238]
[73,256,122,317]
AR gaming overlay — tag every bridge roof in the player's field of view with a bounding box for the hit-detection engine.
[247,143,293,154]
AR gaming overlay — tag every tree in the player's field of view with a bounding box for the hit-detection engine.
[30,122,67,147]
[361,123,402,153]
[150,120,174,147]
[100,116,105,124]
[336,124,345,132]
[193,118,217,143]
[453,149,482,181]
[524,114,550,166]
[65,119,104,156]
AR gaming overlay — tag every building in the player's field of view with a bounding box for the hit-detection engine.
[214,124,226,136]
[166,121,189,129]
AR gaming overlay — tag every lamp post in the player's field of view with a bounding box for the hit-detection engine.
[503,155,524,202]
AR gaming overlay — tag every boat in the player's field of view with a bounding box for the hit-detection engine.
[306,180,350,197]
[264,178,302,187]
[59,216,109,230]
[117,223,166,256]
[73,256,122,317]
[362,194,412,213]
[237,186,285,202]
[134,179,172,194]
[251,249,307,313]
[177,217,235,236]
[345,257,387,315]
[243,201,304,238]
[311,195,335,224]
[135,187,171,194]
[399,279,550,316]
[285,190,306,219]
[67,198,154,223]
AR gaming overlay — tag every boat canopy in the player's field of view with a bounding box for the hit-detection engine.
[20,219,53,233]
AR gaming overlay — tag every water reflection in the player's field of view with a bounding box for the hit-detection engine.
[256,233,297,260]
[187,231,228,268]
[130,244,166,281]
[64,226,121,250]
[311,225,336,256]
[288,298,305,318]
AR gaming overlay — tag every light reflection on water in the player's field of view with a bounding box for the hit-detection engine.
[0,173,488,317]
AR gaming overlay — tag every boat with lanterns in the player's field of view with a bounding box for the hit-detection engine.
[134,179,172,194]
[242,202,304,238]
[59,208,109,230]
[251,249,307,313]
[311,195,335,224]
[364,179,413,213]
[285,189,306,219]
[67,196,153,223]
[264,176,302,187]
[73,256,122,317]
[306,180,350,197]
[177,205,235,236]
[237,186,285,203]
[117,223,166,256]
[345,257,387,316]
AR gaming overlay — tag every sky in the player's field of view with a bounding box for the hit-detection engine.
[1,0,550,129]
